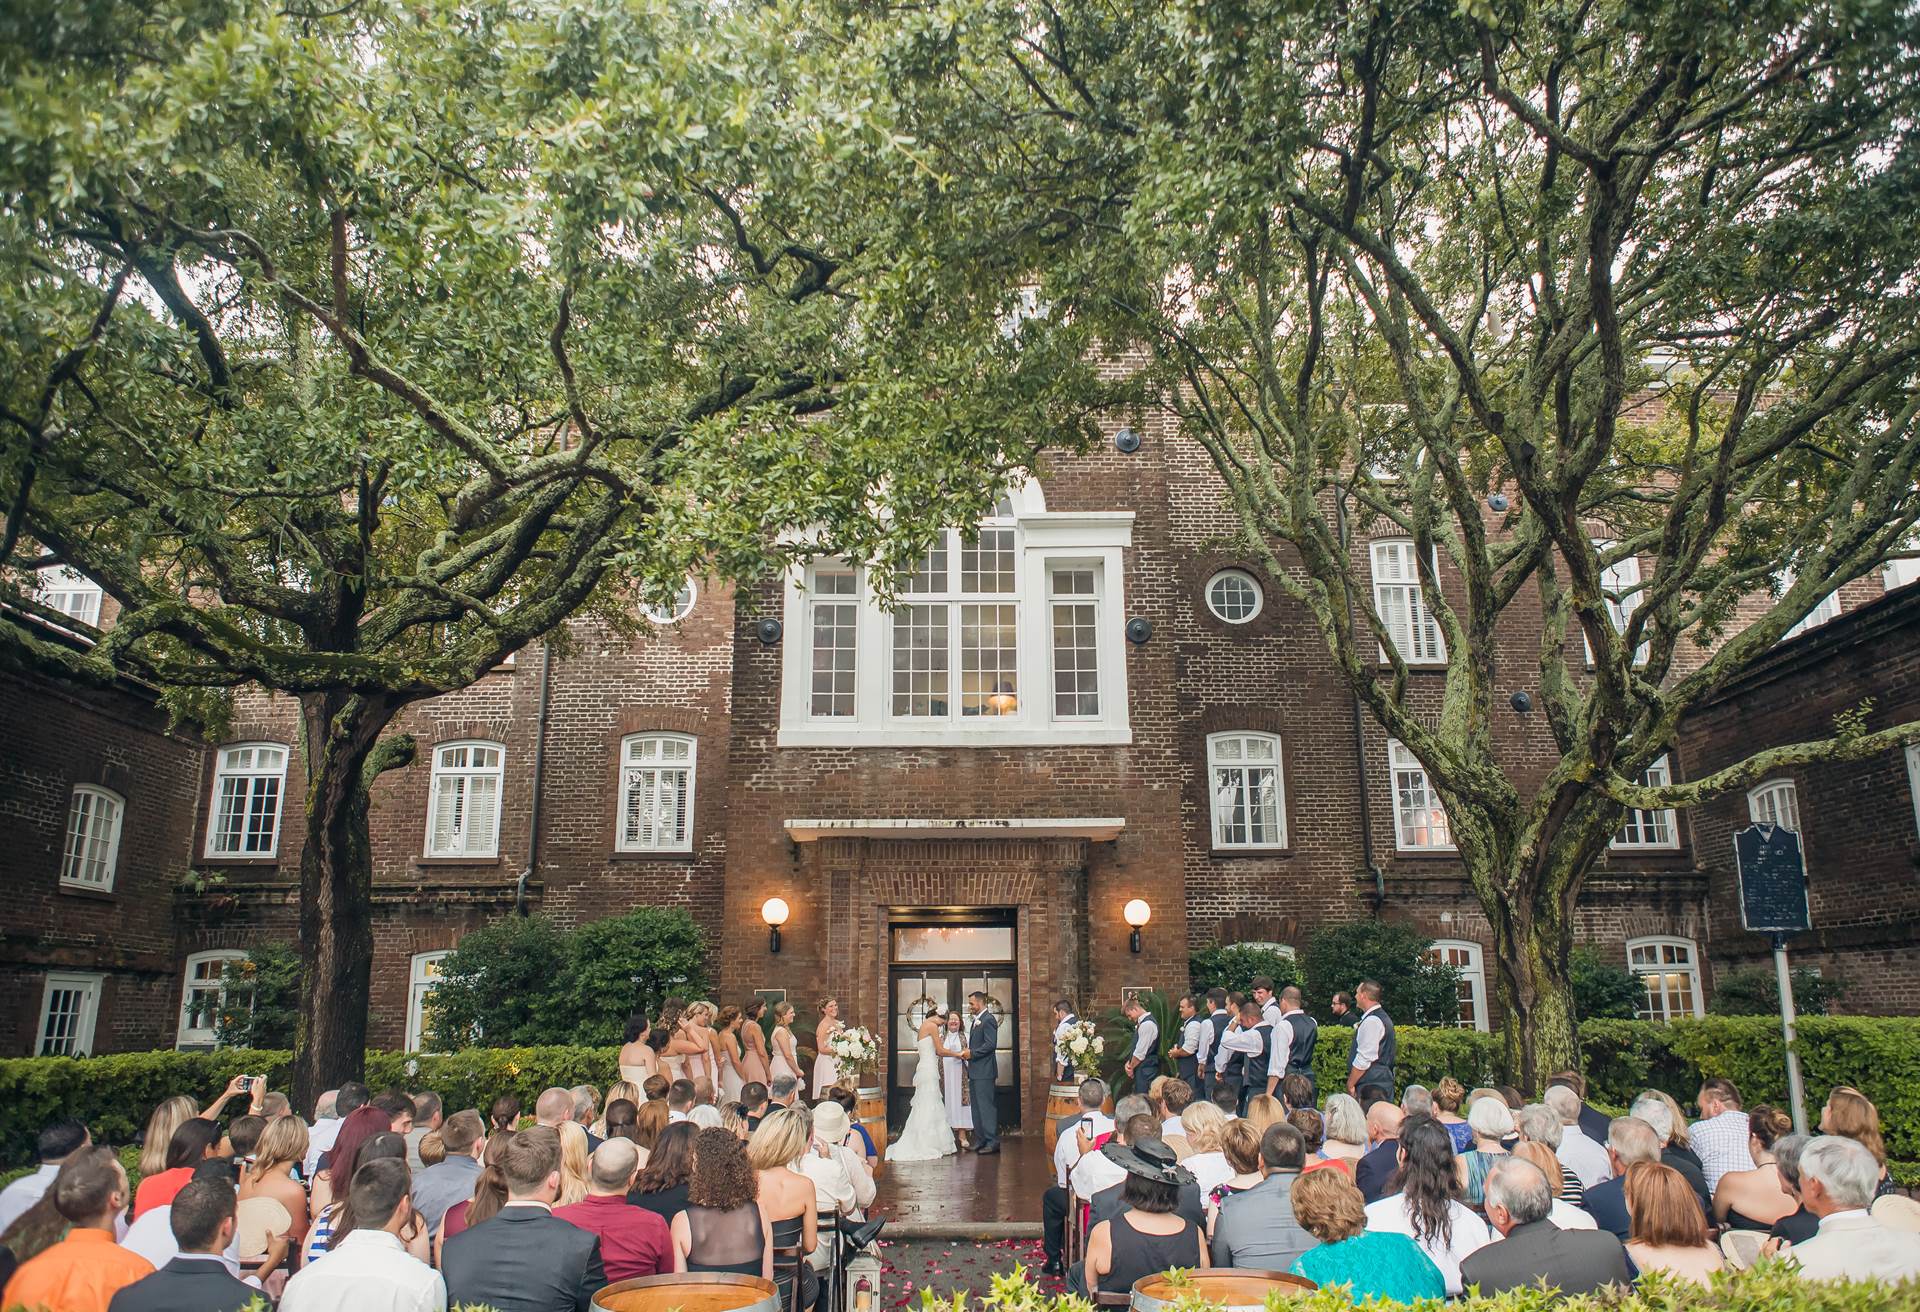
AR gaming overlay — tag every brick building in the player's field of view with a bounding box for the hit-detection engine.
[5,430,1918,1129]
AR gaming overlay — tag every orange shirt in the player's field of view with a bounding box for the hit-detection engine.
[1,1228,153,1312]
[130,1167,192,1219]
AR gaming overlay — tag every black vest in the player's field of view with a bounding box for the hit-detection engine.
[1175,1018,1199,1082]
[1349,1006,1397,1090]
[1206,1011,1232,1074]
[1285,1011,1318,1074]
[1251,1023,1275,1085]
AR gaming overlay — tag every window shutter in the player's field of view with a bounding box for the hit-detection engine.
[466,774,498,855]
[433,775,462,854]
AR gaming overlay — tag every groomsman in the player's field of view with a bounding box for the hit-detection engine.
[1195,989,1230,1102]
[1051,999,1079,1082]
[1279,986,1320,1105]
[1169,995,1204,1096]
[1345,979,1397,1098]
[1260,996,1291,1104]
[1214,1000,1265,1112]
[1251,976,1285,1029]
[1122,998,1160,1095]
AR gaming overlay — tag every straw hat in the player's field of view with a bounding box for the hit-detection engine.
[812,1099,852,1145]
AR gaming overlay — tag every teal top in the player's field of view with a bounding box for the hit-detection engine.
[1290,1232,1447,1304]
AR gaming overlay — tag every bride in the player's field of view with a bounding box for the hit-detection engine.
[885,1006,958,1162]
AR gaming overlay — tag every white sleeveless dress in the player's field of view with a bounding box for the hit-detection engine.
[885,1034,957,1162]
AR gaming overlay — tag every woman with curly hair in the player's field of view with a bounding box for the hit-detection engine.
[672,1127,772,1281]
[1433,1078,1474,1154]
[1360,1115,1492,1295]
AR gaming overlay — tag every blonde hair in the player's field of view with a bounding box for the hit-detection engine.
[1513,1139,1566,1197]
[1434,1077,1466,1113]
[1824,1087,1886,1165]
[141,1096,198,1178]
[598,1081,642,1136]
[1180,1100,1230,1153]
[557,1121,590,1206]
[748,1107,811,1171]
[248,1114,309,1185]
[1243,1095,1286,1135]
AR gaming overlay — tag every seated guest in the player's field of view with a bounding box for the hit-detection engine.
[1400,1086,1433,1118]
[741,1084,770,1131]
[1765,1135,1819,1246]
[1040,1078,1110,1276]
[437,1132,510,1257]
[1630,1092,1712,1213]
[1511,1141,1600,1231]
[1353,1102,1404,1204]
[604,1099,641,1145]
[1459,1157,1629,1296]
[3,1147,152,1312]
[671,1127,773,1281]
[667,1081,698,1123]
[1456,1096,1512,1208]
[418,1133,445,1167]
[1362,1115,1492,1295]
[632,1122,698,1224]
[1584,1117,1662,1242]
[123,1161,243,1270]
[1318,1095,1367,1168]
[1786,1134,1920,1281]
[443,1128,605,1312]
[558,1122,592,1206]
[280,1158,445,1312]
[1433,1078,1473,1153]
[1243,1094,1286,1139]
[374,1092,417,1137]
[820,1090,878,1175]
[308,1104,395,1222]
[805,1103,875,1216]
[766,1076,799,1111]
[1818,1087,1894,1196]
[1289,1110,1345,1175]
[1687,1078,1755,1194]
[1548,1070,1614,1145]
[1071,1096,1150,1203]
[742,1113,820,1307]
[555,1140,671,1283]
[1205,1120,1263,1216]
[1624,1161,1723,1286]
[406,1093,444,1168]
[133,1120,226,1219]
[489,1095,522,1135]
[1288,1168,1443,1304]
[1210,1124,1312,1270]
[1279,1076,1314,1118]
[109,1178,286,1312]
[533,1088,574,1131]
[1088,1123,1206,1232]
[633,1101,669,1164]
[1178,1103,1233,1198]
[569,1086,604,1152]
[1546,1085,1613,1192]
[1515,1104,1585,1206]
[1080,1141,1206,1298]
[643,1076,671,1105]
[410,1110,486,1236]
[0,1120,90,1234]
[304,1131,428,1266]
[720,1104,752,1141]
[226,1116,266,1173]
[1157,1079,1195,1158]
[262,1093,292,1121]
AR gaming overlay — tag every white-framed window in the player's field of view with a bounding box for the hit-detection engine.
[1208,732,1287,849]
[206,743,288,858]
[1205,569,1264,624]
[776,481,1135,747]
[1612,755,1680,851]
[1748,778,1801,833]
[1370,539,1446,664]
[406,951,450,1052]
[642,576,697,625]
[1626,936,1704,1021]
[177,950,245,1048]
[1424,940,1489,1031]
[1388,739,1453,850]
[425,741,504,858]
[1780,569,1840,638]
[1907,743,1920,840]
[1885,541,1920,592]
[1585,543,1648,665]
[38,972,103,1056]
[617,733,696,853]
[60,785,124,890]
[35,565,103,627]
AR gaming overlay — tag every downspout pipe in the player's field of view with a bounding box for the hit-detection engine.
[1334,487,1388,910]
[516,641,554,916]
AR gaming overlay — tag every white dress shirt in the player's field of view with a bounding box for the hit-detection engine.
[1131,1016,1159,1061]
[0,1163,58,1234]
[1259,998,1284,1029]
[1054,1110,1112,1187]
[120,1204,239,1270]
[1161,1117,1186,1140]
[279,1228,446,1312]
[798,1143,874,1217]
[1265,1017,1291,1086]
[1555,1125,1614,1192]
[1363,1195,1492,1295]
[1791,1209,1920,1282]
[1178,1017,1205,1061]
[1214,1025,1263,1073]
[304,1116,342,1179]
[1194,1009,1227,1073]
[1350,1007,1387,1071]
[1070,1143,1126,1199]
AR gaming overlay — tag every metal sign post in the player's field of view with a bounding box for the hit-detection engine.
[1734,823,1813,1136]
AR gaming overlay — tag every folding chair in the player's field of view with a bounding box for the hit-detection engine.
[1062,1189,1082,1270]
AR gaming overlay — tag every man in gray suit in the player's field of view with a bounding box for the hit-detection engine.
[966,991,1000,1154]
[1210,1123,1314,1270]
[1460,1157,1630,1296]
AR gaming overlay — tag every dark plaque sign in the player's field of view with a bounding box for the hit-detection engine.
[1733,823,1811,934]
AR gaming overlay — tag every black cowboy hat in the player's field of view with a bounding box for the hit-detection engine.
[1101,1138,1195,1186]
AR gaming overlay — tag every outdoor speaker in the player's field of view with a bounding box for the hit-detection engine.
[1126,617,1153,645]
[756,618,783,646]
[1114,426,1142,454]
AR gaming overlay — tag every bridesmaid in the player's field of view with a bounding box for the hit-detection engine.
[740,1000,773,1087]
[620,1014,660,1091]
[812,997,843,1098]
[770,1002,801,1084]
[657,997,689,1081]
[666,1004,711,1090]
[715,1006,749,1104]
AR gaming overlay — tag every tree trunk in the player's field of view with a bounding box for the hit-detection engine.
[290,691,414,1112]
[1483,861,1581,1096]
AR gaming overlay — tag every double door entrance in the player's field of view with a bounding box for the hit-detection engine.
[886,911,1019,1131]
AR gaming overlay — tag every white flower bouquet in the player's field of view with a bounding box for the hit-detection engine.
[827,1024,880,1076]
[1055,1019,1104,1070]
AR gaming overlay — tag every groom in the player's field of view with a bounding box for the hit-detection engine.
[966,991,1000,1154]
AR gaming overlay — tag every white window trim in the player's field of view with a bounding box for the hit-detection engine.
[176,950,245,1048]
[205,743,289,859]
[38,972,104,1057]
[1426,940,1490,1032]
[1779,568,1840,639]
[1388,739,1455,851]
[776,508,1135,747]
[616,732,698,854]
[1907,743,1920,840]
[35,565,103,627]
[424,740,505,859]
[1207,731,1289,850]
[1370,539,1447,665]
[1611,754,1681,851]
[1204,569,1264,624]
[406,950,451,1053]
[60,784,124,891]
[642,576,697,626]
[1626,935,1705,1021]
[1885,545,1920,592]
[1584,542,1648,666]
[1747,778,1801,833]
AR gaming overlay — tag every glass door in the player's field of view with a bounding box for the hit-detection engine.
[887,918,1019,1131]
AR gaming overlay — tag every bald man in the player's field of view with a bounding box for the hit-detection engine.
[553,1140,669,1281]
[534,1087,574,1128]
[1355,1103,1406,1204]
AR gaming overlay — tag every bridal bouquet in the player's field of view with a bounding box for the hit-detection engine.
[1055,1019,1104,1070]
[828,1025,879,1076]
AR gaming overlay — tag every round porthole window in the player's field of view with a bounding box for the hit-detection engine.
[1205,569,1263,624]
[642,577,697,625]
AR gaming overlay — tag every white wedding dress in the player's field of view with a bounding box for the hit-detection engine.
[885,1033,957,1162]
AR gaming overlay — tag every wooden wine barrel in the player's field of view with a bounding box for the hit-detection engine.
[593,1272,780,1312]
[1046,1082,1084,1154]
[856,1086,886,1177]
[1129,1270,1317,1311]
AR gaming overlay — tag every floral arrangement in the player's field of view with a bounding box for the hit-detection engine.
[827,1024,880,1076]
[1054,1018,1104,1071]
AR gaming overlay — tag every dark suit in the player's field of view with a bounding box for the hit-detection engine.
[968,1008,999,1150]
[1663,1146,1713,1215]
[1354,1137,1400,1204]
[1459,1219,1631,1296]
[1582,1175,1631,1242]
[108,1257,257,1312]
[443,1204,606,1312]
[1576,1102,1611,1146]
